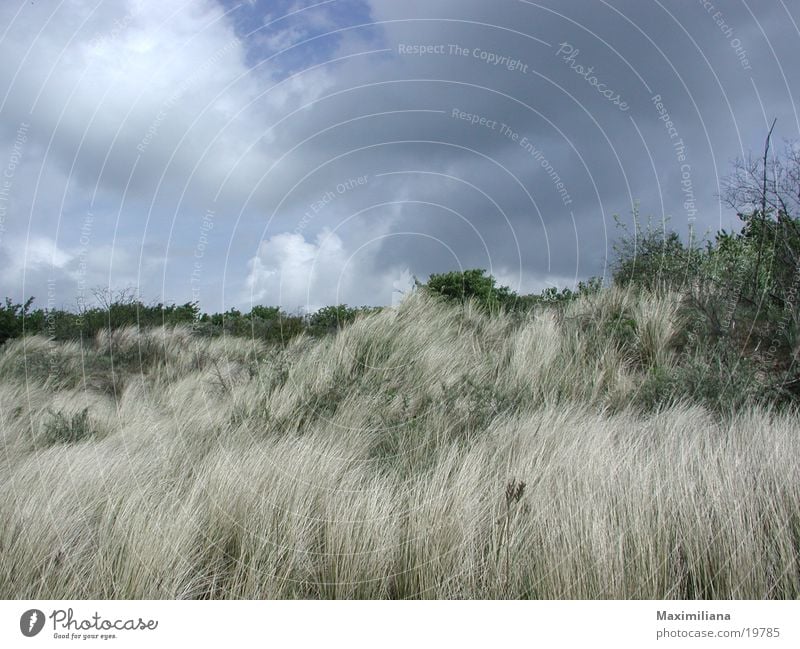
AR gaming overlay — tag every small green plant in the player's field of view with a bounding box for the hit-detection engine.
[41,408,94,446]
[612,209,702,292]
[498,478,526,596]
[209,359,232,395]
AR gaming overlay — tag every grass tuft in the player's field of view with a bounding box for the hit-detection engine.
[1,291,798,598]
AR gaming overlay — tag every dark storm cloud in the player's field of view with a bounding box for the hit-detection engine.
[310,0,800,290]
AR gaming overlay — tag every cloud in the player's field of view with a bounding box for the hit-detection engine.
[0,236,70,283]
[0,0,342,207]
[244,227,414,311]
[0,0,798,312]
[0,0,347,307]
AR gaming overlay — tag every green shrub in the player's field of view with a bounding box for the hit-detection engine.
[423,269,515,312]
[41,408,94,446]
[612,210,702,291]
[0,297,34,345]
[307,305,360,335]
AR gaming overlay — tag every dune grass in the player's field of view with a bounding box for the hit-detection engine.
[0,289,798,599]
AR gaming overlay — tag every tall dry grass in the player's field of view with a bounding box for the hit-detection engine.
[0,289,798,598]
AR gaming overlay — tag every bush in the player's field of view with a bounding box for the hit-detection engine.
[423,269,515,312]
[0,297,34,345]
[612,210,702,291]
[307,305,360,335]
[611,160,800,408]
[41,408,94,446]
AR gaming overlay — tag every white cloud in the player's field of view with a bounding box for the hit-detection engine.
[0,232,161,305]
[244,228,349,310]
[0,0,348,306]
[244,228,413,311]
[11,237,70,275]
[0,0,336,206]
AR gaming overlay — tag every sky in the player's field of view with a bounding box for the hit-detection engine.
[0,0,798,313]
